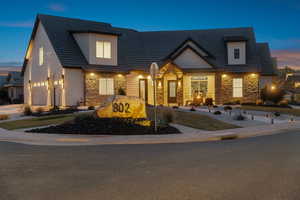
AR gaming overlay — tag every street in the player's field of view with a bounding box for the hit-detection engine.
[1,130,300,200]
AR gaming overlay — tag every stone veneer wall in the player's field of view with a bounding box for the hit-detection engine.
[215,73,259,104]
[85,72,126,106]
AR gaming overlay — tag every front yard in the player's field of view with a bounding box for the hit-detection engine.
[0,106,239,132]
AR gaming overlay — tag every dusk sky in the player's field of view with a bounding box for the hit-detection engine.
[0,0,299,69]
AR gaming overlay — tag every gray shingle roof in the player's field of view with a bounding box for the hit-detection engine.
[256,43,278,75]
[22,14,276,75]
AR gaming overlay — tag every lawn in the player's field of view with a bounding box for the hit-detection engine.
[241,105,300,116]
[0,112,89,130]
[147,107,239,131]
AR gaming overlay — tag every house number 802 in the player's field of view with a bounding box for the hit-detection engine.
[112,103,130,113]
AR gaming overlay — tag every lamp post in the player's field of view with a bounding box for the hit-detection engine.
[150,62,159,133]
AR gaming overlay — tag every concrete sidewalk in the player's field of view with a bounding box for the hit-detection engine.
[0,122,300,146]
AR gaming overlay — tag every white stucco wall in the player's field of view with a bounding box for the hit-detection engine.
[174,48,212,69]
[227,42,246,65]
[73,33,118,66]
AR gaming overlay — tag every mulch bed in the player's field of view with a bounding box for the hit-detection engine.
[27,116,181,135]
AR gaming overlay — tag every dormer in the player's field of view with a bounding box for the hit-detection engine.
[224,36,247,65]
[72,30,119,66]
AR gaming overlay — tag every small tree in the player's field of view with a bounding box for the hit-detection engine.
[260,86,285,104]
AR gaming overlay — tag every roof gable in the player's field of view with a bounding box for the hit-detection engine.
[173,47,213,69]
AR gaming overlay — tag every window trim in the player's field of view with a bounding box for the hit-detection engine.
[232,78,243,97]
[99,78,114,95]
[96,41,112,59]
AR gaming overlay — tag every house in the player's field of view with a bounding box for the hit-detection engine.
[4,71,24,103]
[22,14,277,107]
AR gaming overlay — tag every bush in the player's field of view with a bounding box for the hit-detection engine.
[241,102,256,106]
[214,111,222,115]
[0,114,9,120]
[204,98,213,106]
[233,114,246,121]
[36,107,44,115]
[23,105,32,116]
[162,109,174,123]
[118,87,126,95]
[190,107,196,111]
[261,86,285,104]
[223,100,240,105]
[224,106,232,111]
[88,106,95,110]
[172,106,179,109]
[213,105,218,108]
[274,112,280,117]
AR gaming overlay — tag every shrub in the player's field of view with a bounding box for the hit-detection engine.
[88,106,95,110]
[261,86,285,104]
[274,112,280,117]
[204,98,213,106]
[221,134,238,140]
[36,107,44,115]
[190,107,196,111]
[0,114,9,120]
[213,105,218,108]
[118,87,126,95]
[172,106,179,109]
[233,114,246,121]
[214,111,222,115]
[162,109,174,123]
[23,105,32,116]
[241,102,256,106]
[224,106,232,111]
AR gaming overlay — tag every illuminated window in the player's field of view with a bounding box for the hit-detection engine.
[96,41,111,59]
[233,78,243,97]
[39,47,44,66]
[234,48,240,59]
[99,78,114,95]
[295,82,300,88]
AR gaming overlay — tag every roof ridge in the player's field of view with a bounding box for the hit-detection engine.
[140,27,254,33]
[37,13,112,27]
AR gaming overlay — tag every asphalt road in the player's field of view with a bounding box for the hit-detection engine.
[1,130,300,200]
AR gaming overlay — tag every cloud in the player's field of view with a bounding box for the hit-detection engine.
[48,3,67,12]
[270,38,300,50]
[0,21,33,28]
[271,49,300,69]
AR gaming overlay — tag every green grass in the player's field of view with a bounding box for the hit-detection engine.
[0,112,88,130]
[147,107,239,131]
[241,105,300,116]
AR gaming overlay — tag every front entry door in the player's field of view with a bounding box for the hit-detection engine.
[168,80,177,103]
[139,79,148,103]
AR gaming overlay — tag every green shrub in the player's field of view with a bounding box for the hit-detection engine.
[23,105,32,116]
[162,109,174,123]
[224,106,232,111]
[214,111,222,115]
[233,114,246,121]
[274,112,280,117]
[261,86,285,104]
[221,134,238,140]
[118,87,126,95]
[204,98,213,106]
[88,106,95,110]
[0,114,9,120]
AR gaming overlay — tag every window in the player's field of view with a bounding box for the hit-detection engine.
[96,41,111,59]
[234,48,240,59]
[191,76,208,98]
[39,47,44,66]
[233,78,243,97]
[99,78,114,95]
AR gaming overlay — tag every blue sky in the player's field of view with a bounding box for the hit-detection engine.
[0,0,300,68]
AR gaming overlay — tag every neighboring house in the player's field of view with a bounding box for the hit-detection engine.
[0,72,9,87]
[4,72,24,103]
[22,14,277,107]
[283,75,300,102]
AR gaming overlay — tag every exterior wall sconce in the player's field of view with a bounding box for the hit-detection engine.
[251,73,257,77]
[178,81,181,87]
[61,74,65,89]
[138,75,143,79]
[90,72,95,76]
[271,85,276,91]
[158,81,162,88]
[222,74,227,78]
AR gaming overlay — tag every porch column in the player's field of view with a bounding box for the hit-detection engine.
[215,72,222,105]
[177,78,183,106]
[156,78,164,105]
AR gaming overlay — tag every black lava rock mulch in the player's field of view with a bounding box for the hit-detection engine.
[27,116,181,135]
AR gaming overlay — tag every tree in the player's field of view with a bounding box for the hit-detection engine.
[0,87,9,104]
[260,86,285,104]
